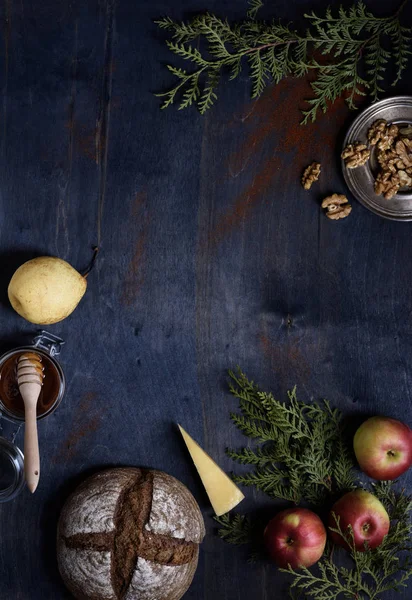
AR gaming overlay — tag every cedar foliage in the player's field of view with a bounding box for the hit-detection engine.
[216,369,412,599]
[156,1,411,123]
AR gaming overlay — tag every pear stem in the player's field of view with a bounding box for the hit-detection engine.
[82,246,99,279]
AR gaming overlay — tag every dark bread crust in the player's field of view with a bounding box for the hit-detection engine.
[57,468,205,600]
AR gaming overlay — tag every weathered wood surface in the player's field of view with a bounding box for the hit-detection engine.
[0,0,412,598]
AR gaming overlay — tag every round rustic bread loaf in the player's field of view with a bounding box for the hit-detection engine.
[57,468,205,600]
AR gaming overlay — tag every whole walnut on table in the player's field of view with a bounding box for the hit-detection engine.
[301,162,321,189]
[321,194,352,220]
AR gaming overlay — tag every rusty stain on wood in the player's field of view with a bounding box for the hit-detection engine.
[206,77,350,247]
[52,392,103,464]
[259,332,311,380]
[77,127,98,162]
[66,120,99,163]
[209,156,278,247]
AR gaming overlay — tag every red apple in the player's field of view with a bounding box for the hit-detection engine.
[264,508,327,569]
[354,416,412,480]
[328,489,390,551]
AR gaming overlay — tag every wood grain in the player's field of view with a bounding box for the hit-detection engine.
[0,0,412,598]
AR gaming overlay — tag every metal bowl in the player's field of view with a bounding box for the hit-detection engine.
[342,96,412,221]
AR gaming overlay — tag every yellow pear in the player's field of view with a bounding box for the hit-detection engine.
[8,257,87,325]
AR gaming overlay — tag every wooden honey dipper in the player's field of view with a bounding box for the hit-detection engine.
[17,352,45,493]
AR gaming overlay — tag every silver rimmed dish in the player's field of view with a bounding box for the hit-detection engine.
[342,96,412,221]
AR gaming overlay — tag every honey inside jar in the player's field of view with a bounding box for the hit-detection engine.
[0,352,61,418]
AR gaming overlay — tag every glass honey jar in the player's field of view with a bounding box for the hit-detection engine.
[0,331,65,501]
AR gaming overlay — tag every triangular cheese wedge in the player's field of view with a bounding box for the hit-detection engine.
[178,424,245,516]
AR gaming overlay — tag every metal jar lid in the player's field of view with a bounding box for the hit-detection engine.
[0,436,25,502]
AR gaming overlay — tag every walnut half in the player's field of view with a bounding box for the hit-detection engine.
[395,139,412,168]
[321,194,352,220]
[341,142,370,168]
[367,119,399,151]
[398,170,412,187]
[301,162,321,190]
[377,149,401,173]
[368,119,387,145]
[374,170,400,199]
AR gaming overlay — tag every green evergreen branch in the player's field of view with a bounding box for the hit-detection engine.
[247,0,263,21]
[364,36,391,101]
[233,467,302,502]
[217,368,412,598]
[156,1,411,123]
[215,513,254,544]
[391,21,412,86]
[333,434,356,492]
[216,485,412,598]
[286,507,412,599]
[226,444,284,466]
[227,368,355,506]
[214,512,268,562]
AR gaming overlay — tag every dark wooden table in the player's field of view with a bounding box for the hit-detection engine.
[1,0,412,598]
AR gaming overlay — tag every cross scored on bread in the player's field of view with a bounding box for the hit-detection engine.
[57,468,205,600]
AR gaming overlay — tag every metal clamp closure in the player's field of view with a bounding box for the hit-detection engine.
[32,330,65,357]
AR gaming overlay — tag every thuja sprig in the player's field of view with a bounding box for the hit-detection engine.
[156,0,411,123]
[215,512,267,562]
[283,495,412,599]
[215,513,254,545]
[226,368,355,506]
[217,369,412,598]
[215,482,412,597]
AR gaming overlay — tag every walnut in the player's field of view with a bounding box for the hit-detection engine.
[388,159,401,174]
[341,142,370,168]
[301,162,321,190]
[378,124,399,151]
[378,149,405,173]
[368,119,387,145]
[398,170,412,187]
[321,194,352,220]
[377,149,398,171]
[364,119,412,198]
[367,119,399,151]
[374,170,400,199]
[395,139,412,168]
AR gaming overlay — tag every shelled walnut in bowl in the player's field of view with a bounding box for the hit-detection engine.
[367,120,399,151]
[341,143,370,168]
[374,171,400,200]
[342,117,412,202]
[368,120,412,199]
[395,138,412,168]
